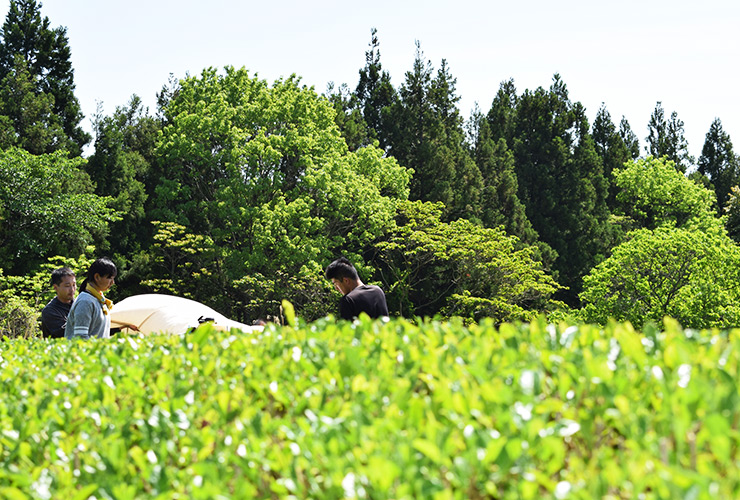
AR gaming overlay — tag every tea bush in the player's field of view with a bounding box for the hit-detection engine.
[0,316,738,498]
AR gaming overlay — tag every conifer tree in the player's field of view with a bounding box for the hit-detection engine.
[326,82,370,152]
[470,109,533,238]
[646,102,693,173]
[389,42,437,203]
[592,104,631,209]
[0,54,65,153]
[389,44,482,221]
[429,59,483,221]
[0,0,89,155]
[698,118,739,214]
[355,28,397,150]
[486,79,518,145]
[619,116,640,159]
[87,96,160,263]
[509,75,611,304]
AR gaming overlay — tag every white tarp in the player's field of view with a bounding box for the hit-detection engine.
[110,293,260,335]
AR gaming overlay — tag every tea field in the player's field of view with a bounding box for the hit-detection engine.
[0,316,738,499]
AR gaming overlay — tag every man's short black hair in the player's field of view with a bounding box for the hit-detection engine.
[50,267,75,286]
[325,257,359,281]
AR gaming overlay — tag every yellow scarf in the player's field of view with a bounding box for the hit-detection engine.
[86,283,113,315]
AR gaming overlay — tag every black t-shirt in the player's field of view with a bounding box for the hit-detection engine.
[41,297,72,338]
[339,285,389,320]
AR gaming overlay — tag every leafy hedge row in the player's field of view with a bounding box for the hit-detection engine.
[0,317,738,499]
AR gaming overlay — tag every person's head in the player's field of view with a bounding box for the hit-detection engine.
[81,257,117,293]
[51,267,76,303]
[325,257,360,295]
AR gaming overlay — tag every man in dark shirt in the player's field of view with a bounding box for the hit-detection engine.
[325,257,389,320]
[41,267,76,338]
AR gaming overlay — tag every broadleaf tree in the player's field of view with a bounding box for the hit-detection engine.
[147,66,411,321]
[580,226,740,329]
[614,156,717,232]
[0,148,117,275]
[582,155,739,328]
[372,200,561,322]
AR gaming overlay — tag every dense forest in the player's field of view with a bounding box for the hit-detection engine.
[2,1,740,335]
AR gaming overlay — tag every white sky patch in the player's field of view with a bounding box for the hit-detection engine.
[3,1,735,162]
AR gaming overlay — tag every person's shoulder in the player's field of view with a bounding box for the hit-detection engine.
[71,292,95,309]
[42,296,64,313]
[355,284,381,291]
[348,284,385,299]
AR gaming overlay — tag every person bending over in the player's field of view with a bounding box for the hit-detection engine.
[325,257,388,320]
[41,267,76,338]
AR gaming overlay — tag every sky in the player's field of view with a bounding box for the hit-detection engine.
[1,0,739,161]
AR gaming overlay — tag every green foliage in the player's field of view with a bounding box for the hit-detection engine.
[374,200,561,321]
[353,27,397,151]
[618,116,640,159]
[584,157,739,328]
[614,156,718,232]
[1,318,739,498]
[486,79,518,146]
[580,226,740,329]
[724,186,740,242]
[0,148,118,274]
[0,281,37,339]
[470,108,539,244]
[142,221,221,300]
[0,54,66,154]
[325,82,371,152]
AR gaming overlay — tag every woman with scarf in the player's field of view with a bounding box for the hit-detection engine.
[65,257,117,340]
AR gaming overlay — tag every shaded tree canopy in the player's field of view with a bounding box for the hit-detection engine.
[373,200,561,322]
